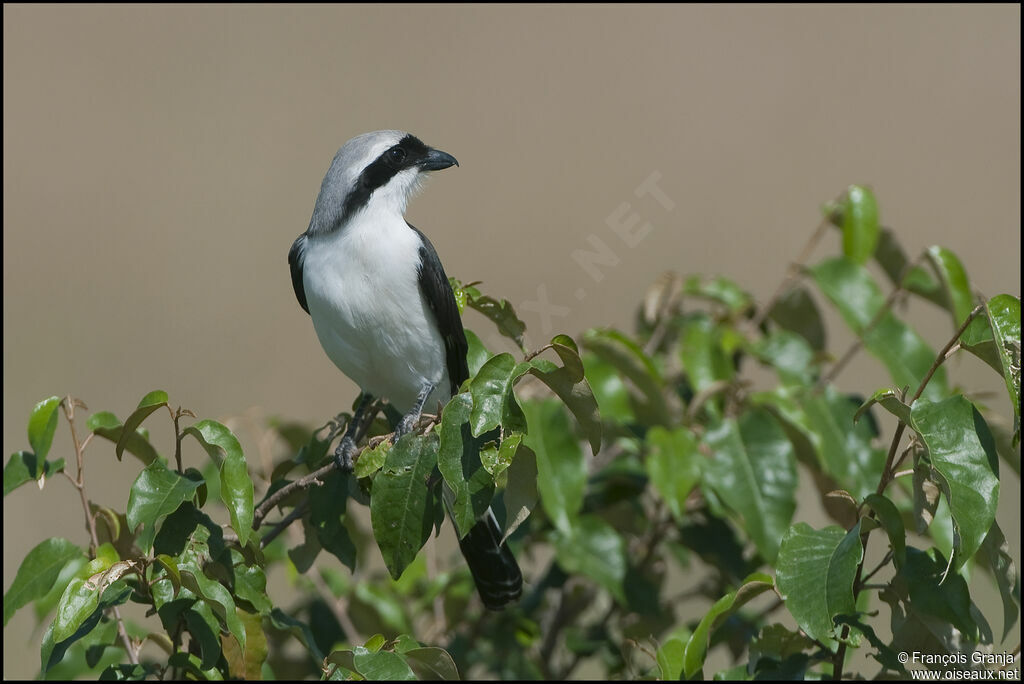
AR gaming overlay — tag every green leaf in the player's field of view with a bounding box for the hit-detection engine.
[126,460,202,552]
[583,328,670,425]
[481,432,521,479]
[752,329,817,386]
[402,647,461,680]
[351,646,417,680]
[4,538,85,626]
[501,443,538,544]
[682,573,774,678]
[703,410,797,563]
[522,339,602,454]
[308,471,357,572]
[809,256,948,400]
[801,387,887,500]
[656,637,685,681]
[891,547,985,646]
[552,514,627,604]
[582,353,635,424]
[87,412,160,465]
[767,286,826,351]
[976,521,1020,641]
[464,329,490,379]
[5,451,38,496]
[959,315,1003,375]
[184,420,253,545]
[355,440,390,478]
[41,581,131,673]
[832,615,908,675]
[370,434,440,579]
[925,246,975,328]
[437,393,494,537]
[775,522,863,651]
[855,388,911,426]
[116,390,168,460]
[644,426,701,522]
[179,559,246,652]
[840,185,879,264]
[468,353,527,436]
[679,314,734,396]
[909,396,999,571]
[28,396,62,462]
[986,294,1021,439]
[863,494,906,569]
[682,274,753,316]
[522,400,585,534]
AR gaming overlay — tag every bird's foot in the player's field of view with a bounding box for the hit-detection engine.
[392,412,420,443]
[334,435,358,472]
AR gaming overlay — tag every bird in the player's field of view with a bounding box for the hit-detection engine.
[288,130,523,610]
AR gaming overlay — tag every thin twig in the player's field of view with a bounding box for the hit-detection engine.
[61,397,139,666]
[259,499,309,548]
[750,197,842,331]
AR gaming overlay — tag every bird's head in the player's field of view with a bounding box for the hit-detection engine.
[308,130,458,235]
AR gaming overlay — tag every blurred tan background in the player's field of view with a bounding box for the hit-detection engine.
[4,4,1020,679]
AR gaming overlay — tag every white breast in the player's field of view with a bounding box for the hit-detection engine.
[301,208,450,414]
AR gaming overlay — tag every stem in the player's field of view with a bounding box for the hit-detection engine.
[259,500,309,548]
[61,397,139,666]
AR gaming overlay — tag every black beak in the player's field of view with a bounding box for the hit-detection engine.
[421,148,459,171]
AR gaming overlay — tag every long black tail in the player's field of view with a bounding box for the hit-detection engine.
[457,507,523,610]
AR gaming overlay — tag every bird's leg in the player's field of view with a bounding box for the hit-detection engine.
[394,382,436,441]
[334,392,373,471]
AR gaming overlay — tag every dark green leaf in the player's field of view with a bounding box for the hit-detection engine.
[909,396,999,571]
[126,460,202,552]
[959,315,1003,375]
[775,522,863,651]
[28,396,62,462]
[809,257,947,400]
[5,450,36,496]
[892,547,985,646]
[466,292,527,353]
[501,443,537,544]
[551,514,626,604]
[840,185,879,264]
[309,472,357,572]
[703,410,797,563]
[863,494,906,568]
[464,329,490,379]
[871,227,943,305]
[269,608,325,664]
[370,434,440,579]
[4,538,84,626]
[833,614,908,675]
[767,286,826,351]
[184,420,253,545]
[116,390,168,461]
[644,426,701,522]
[522,400,585,534]
[682,573,774,678]
[752,330,817,386]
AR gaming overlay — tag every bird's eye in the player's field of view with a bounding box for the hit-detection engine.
[387,147,407,164]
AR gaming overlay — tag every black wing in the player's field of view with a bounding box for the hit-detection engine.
[288,234,309,314]
[409,223,469,394]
